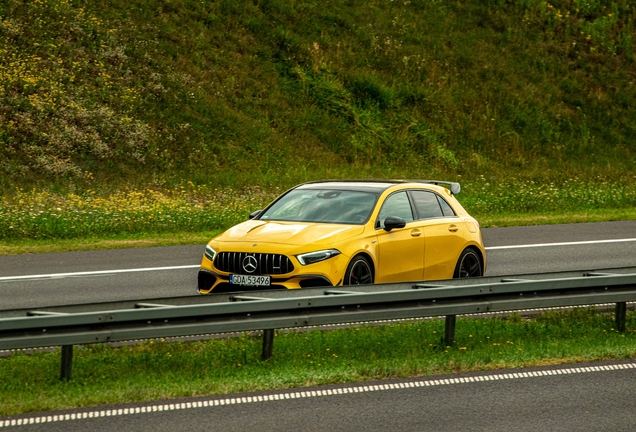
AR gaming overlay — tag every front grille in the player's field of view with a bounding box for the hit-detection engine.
[214,252,294,275]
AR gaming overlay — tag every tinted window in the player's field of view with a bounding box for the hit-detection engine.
[378,192,414,227]
[437,195,456,217]
[411,191,443,219]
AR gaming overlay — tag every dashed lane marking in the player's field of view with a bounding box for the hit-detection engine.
[1,362,635,428]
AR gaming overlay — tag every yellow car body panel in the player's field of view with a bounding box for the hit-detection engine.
[198,181,486,294]
[374,219,425,282]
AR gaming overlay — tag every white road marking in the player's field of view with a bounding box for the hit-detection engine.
[1,238,635,282]
[485,238,636,251]
[0,265,200,282]
[1,362,634,428]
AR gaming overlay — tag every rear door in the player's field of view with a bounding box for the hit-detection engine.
[409,190,464,279]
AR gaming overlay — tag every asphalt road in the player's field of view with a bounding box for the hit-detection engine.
[1,220,635,310]
[0,221,636,310]
[4,360,636,431]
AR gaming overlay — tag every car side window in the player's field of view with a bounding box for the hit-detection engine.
[411,190,444,219]
[437,195,456,217]
[377,191,414,228]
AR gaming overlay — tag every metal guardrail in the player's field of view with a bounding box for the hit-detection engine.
[1,268,636,380]
[3,267,635,319]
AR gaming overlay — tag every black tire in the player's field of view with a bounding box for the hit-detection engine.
[344,256,374,285]
[453,248,483,278]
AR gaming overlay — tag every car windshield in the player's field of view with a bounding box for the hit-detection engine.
[259,189,379,224]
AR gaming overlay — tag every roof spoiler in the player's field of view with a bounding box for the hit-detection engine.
[411,180,461,195]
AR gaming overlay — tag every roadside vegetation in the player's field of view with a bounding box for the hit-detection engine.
[1,0,635,198]
[1,307,635,415]
[1,176,635,254]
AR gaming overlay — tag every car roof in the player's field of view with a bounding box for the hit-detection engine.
[296,180,453,194]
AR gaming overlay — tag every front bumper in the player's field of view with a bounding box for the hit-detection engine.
[197,253,347,294]
[197,269,334,293]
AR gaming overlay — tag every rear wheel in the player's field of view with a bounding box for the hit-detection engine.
[344,256,373,285]
[453,248,483,278]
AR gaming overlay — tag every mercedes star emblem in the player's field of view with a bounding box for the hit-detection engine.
[242,255,258,274]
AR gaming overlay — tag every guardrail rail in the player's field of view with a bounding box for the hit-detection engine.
[1,268,635,380]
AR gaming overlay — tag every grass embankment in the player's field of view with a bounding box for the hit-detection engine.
[0,0,634,192]
[1,308,636,415]
[2,0,635,252]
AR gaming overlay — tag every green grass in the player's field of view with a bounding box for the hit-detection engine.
[1,307,636,415]
[0,184,278,243]
[477,208,636,228]
[1,0,634,253]
[0,0,635,193]
[3,205,636,255]
[0,178,634,254]
[0,231,220,256]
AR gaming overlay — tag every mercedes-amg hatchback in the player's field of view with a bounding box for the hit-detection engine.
[198,180,485,293]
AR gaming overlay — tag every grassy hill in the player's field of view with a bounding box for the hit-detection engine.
[1,0,635,194]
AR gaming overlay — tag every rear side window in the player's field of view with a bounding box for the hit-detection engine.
[410,190,449,219]
[437,195,456,217]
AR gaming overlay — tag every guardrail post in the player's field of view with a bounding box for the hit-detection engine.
[262,329,274,360]
[60,345,73,381]
[615,302,627,333]
[444,315,456,346]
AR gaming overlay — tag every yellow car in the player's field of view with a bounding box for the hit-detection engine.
[198,180,485,293]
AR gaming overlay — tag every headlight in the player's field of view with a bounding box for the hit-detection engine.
[296,249,341,266]
[204,244,217,261]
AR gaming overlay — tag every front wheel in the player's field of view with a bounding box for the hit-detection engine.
[453,248,483,278]
[344,256,374,285]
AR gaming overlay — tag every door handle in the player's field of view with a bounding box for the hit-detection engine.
[411,229,422,237]
[448,225,459,232]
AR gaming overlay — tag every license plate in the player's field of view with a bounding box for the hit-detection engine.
[229,274,271,287]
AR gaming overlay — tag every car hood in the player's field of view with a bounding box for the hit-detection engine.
[215,220,365,246]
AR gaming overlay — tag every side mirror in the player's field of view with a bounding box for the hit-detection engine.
[249,210,262,220]
[383,216,406,232]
